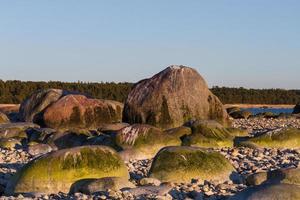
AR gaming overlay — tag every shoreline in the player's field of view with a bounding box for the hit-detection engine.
[224,104,295,109]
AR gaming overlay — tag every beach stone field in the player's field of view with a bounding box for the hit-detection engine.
[0,66,299,200]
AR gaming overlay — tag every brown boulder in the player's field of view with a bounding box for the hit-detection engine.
[43,95,123,130]
[123,65,229,129]
[19,89,66,123]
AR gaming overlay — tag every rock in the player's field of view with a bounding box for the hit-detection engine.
[6,145,129,194]
[43,94,123,131]
[0,122,40,139]
[27,143,53,156]
[123,65,229,129]
[0,104,20,114]
[255,112,278,119]
[84,134,119,150]
[182,120,241,148]
[230,111,252,119]
[46,131,90,149]
[19,89,67,123]
[246,172,268,186]
[69,177,135,194]
[163,126,192,139]
[123,183,173,196]
[246,167,300,186]
[0,112,10,124]
[26,127,56,143]
[139,178,161,186]
[293,103,300,114]
[99,123,129,133]
[229,183,300,200]
[149,146,236,183]
[226,107,241,115]
[116,124,181,161]
[0,138,22,149]
[237,128,300,148]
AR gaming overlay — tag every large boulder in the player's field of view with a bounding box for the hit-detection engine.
[43,95,123,131]
[237,128,300,149]
[0,112,9,124]
[230,183,300,200]
[123,65,229,129]
[116,124,181,160]
[293,103,300,114]
[19,89,66,123]
[149,146,236,183]
[6,145,129,194]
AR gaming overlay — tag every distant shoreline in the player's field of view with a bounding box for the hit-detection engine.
[224,104,295,109]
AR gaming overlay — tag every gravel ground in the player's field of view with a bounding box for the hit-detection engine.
[0,118,299,200]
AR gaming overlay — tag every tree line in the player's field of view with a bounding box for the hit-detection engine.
[0,80,299,104]
[211,86,300,104]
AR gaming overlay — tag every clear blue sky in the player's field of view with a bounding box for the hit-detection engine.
[0,1,299,89]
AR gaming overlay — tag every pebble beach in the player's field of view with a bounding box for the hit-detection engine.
[0,117,299,200]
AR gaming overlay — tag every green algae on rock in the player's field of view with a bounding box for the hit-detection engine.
[6,145,129,195]
[116,124,181,160]
[0,112,10,124]
[0,138,22,149]
[182,120,246,148]
[237,128,300,148]
[0,122,40,139]
[149,146,235,183]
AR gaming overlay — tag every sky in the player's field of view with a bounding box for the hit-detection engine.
[0,1,299,89]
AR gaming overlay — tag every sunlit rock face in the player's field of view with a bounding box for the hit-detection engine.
[123,65,229,129]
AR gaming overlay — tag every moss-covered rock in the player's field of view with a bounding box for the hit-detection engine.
[182,120,246,148]
[0,138,22,149]
[116,124,181,160]
[6,145,129,195]
[0,123,39,139]
[99,123,129,133]
[149,146,236,183]
[163,126,192,139]
[237,128,300,148]
[0,112,9,124]
[229,183,300,200]
[69,177,135,194]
